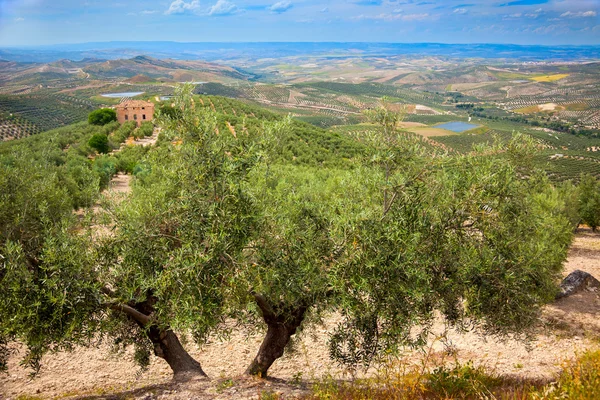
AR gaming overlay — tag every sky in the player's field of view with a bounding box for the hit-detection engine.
[0,0,599,46]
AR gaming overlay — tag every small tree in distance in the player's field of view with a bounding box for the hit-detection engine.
[88,133,110,154]
[578,173,600,231]
[89,108,117,126]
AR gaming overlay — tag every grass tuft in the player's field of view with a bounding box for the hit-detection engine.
[305,350,600,400]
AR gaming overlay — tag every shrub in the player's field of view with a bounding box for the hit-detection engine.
[93,155,118,189]
[88,108,117,126]
[139,121,154,137]
[158,104,182,120]
[578,174,600,231]
[115,145,148,174]
[88,133,109,154]
[529,350,600,399]
[110,121,137,146]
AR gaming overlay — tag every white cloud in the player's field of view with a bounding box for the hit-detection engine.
[320,7,329,13]
[560,11,597,18]
[14,17,25,22]
[454,8,467,15]
[352,12,433,21]
[141,10,158,14]
[165,0,201,15]
[401,13,432,21]
[269,1,293,13]
[524,12,541,18]
[532,24,566,35]
[208,0,238,15]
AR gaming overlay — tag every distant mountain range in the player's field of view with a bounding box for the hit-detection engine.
[1,42,599,63]
[0,55,255,87]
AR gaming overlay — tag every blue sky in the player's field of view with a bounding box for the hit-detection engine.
[0,0,598,46]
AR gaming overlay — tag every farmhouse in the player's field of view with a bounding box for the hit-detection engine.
[115,100,154,126]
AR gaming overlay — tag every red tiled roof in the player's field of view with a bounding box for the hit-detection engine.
[116,100,154,109]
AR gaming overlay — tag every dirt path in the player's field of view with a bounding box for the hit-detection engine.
[104,128,159,196]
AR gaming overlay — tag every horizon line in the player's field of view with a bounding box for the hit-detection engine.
[2,40,600,49]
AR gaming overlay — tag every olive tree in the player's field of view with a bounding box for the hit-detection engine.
[0,155,102,372]
[578,173,600,231]
[238,165,351,377]
[88,133,110,154]
[0,85,258,381]
[89,108,117,126]
[329,133,573,367]
[93,83,259,379]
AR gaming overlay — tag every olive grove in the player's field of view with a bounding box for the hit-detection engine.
[0,86,574,381]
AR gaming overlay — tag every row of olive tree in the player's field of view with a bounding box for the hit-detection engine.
[0,86,574,381]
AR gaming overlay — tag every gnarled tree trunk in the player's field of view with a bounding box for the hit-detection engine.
[245,294,308,377]
[107,290,208,381]
[146,326,208,380]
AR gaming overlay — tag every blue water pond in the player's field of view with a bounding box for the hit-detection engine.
[101,92,145,98]
[436,122,480,133]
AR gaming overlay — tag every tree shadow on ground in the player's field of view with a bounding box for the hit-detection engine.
[68,375,310,400]
[71,381,179,400]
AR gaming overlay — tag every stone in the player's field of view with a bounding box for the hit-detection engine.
[556,270,600,299]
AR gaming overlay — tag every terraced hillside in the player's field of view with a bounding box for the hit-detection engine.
[0,93,96,140]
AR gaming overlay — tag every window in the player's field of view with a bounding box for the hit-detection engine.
[133,114,137,120]
[142,107,145,110]
[125,115,128,120]
[143,114,146,120]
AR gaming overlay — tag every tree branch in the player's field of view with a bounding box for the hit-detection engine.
[252,292,275,320]
[101,286,151,326]
[107,303,151,326]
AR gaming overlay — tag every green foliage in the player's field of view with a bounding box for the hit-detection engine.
[0,156,101,372]
[88,108,117,126]
[157,104,182,120]
[306,350,600,400]
[330,134,573,368]
[138,121,154,137]
[528,350,600,400]
[0,93,96,138]
[557,181,581,230]
[578,174,600,231]
[93,154,118,189]
[0,334,8,372]
[114,144,149,174]
[0,88,578,381]
[240,164,347,325]
[427,361,502,398]
[97,83,259,350]
[110,121,137,145]
[88,133,110,154]
[61,154,100,208]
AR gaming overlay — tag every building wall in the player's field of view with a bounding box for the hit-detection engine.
[116,103,155,126]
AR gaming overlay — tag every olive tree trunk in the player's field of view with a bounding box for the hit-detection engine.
[108,294,208,381]
[245,294,308,377]
[146,325,208,380]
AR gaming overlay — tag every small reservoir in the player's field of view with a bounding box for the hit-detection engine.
[435,121,480,133]
[101,92,145,98]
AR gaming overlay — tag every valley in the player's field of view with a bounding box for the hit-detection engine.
[2,42,600,399]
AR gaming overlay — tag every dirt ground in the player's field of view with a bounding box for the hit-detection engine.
[409,127,456,137]
[2,230,600,398]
